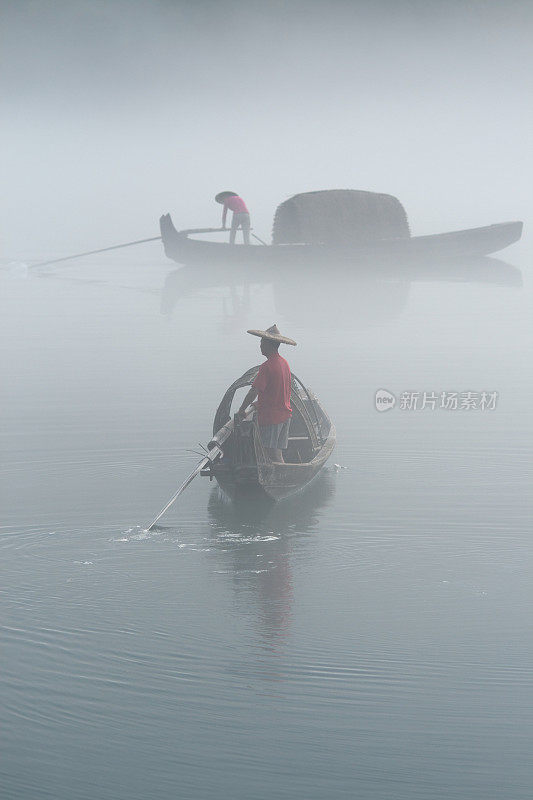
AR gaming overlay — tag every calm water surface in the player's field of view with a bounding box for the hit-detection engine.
[1,246,532,799]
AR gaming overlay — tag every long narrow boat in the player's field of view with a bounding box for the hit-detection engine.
[160,214,522,266]
[200,367,336,501]
[160,186,522,268]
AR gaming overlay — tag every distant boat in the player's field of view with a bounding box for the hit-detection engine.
[160,189,523,266]
[200,366,336,501]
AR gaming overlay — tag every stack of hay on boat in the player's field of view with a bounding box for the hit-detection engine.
[272,189,411,245]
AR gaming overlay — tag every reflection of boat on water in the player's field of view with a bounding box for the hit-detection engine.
[272,256,523,329]
[161,256,523,326]
[160,188,523,267]
[201,367,336,501]
[206,474,336,645]
[208,470,336,524]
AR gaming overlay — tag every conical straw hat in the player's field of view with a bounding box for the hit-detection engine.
[247,324,297,346]
[215,191,238,202]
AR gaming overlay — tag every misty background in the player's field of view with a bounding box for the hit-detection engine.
[1,3,532,800]
[1,0,532,257]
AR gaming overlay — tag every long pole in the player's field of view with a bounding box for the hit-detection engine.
[29,236,162,269]
[145,409,254,530]
[145,455,212,531]
[181,227,269,245]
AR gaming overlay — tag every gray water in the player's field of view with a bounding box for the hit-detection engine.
[1,245,532,800]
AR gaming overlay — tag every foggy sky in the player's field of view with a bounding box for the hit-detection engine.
[1,0,532,256]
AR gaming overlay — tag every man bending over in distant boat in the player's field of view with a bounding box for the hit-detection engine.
[215,191,251,245]
[237,325,296,463]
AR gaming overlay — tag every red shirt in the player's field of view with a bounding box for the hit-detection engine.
[253,353,292,425]
[224,195,249,214]
[222,196,249,227]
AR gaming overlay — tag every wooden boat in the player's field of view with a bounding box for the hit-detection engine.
[200,366,336,501]
[160,215,523,266]
[160,189,523,267]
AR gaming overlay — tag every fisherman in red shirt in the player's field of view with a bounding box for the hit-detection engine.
[215,191,251,245]
[237,324,297,463]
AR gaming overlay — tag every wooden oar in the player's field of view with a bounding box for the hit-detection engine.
[181,227,269,245]
[144,454,213,532]
[29,235,162,269]
[180,227,227,236]
[145,409,253,531]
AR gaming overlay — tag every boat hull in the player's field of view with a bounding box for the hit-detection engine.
[160,214,523,267]
[211,425,336,502]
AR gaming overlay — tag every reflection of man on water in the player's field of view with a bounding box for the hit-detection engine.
[237,325,297,464]
[215,191,251,244]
